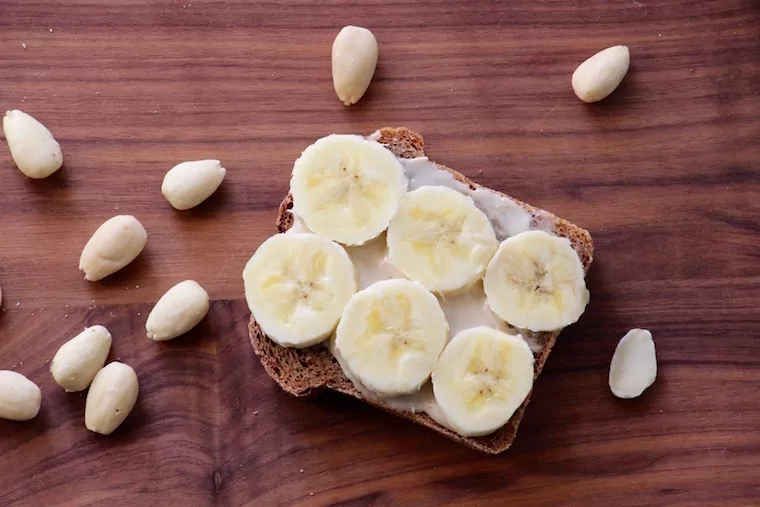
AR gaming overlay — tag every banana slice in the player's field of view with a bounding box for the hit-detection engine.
[290,134,408,246]
[243,233,357,348]
[483,230,589,332]
[387,186,499,292]
[334,279,448,396]
[432,326,534,437]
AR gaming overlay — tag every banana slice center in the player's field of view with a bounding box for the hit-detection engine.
[527,263,554,295]
[409,207,471,273]
[460,343,511,409]
[260,251,332,321]
[307,157,384,226]
[360,294,427,362]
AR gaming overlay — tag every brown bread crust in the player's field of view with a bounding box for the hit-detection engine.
[249,127,594,454]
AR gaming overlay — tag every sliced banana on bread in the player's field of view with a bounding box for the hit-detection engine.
[290,134,408,246]
[484,230,589,332]
[243,232,357,348]
[245,127,594,454]
[335,279,448,397]
[432,326,535,437]
[387,186,498,292]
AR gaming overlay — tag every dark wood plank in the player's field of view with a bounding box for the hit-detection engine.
[0,0,759,505]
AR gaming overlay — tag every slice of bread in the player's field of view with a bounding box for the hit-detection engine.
[248,127,594,454]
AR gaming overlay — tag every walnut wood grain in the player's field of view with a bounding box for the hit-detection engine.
[1,0,759,505]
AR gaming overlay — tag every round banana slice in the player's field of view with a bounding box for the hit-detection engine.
[483,230,589,332]
[290,134,408,246]
[335,279,448,396]
[243,233,357,348]
[387,186,498,292]
[432,326,534,437]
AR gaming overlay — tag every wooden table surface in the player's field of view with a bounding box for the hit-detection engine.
[1,1,759,506]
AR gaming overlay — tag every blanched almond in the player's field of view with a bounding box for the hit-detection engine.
[146,280,210,341]
[332,26,378,106]
[571,45,630,103]
[0,370,41,421]
[51,325,112,392]
[3,110,63,179]
[609,328,657,399]
[79,215,147,281]
[161,160,226,210]
[85,362,138,435]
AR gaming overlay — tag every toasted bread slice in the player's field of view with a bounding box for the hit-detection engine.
[248,127,594,454]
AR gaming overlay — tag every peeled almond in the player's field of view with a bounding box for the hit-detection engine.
[79,215,148,281]
[609,328,657,399]
[85,362,139,435]
[332,25,378,106]
[571,45,630,103]
[161,159,226,210]
[146,280,210,341]
[51,325,113,392]
[0,370,42,421]
[2,110,63,179]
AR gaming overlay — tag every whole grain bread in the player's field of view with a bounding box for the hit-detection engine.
[249,127,594,454]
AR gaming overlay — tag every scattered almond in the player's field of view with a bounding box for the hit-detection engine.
[161,160,226,210]
[331,26,378,106]
[79,215,147,281]
[51,325,113,392]
[3,109,63,178]
[85,362,139,435]
[571,45,630,103]
[0,370,41,421]
[609,328,657,399]
[146,280,210,341]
